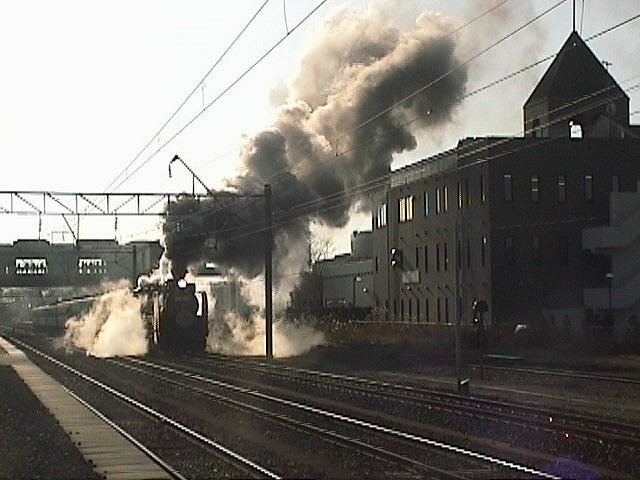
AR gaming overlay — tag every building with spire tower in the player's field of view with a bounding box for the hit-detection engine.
[368,28,640,339]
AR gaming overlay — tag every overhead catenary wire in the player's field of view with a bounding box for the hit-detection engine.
[110,0,330,194]
[110,0,516,194]
[249,1,584,189]
[151,35,640,246]
[332,0,569,150]
[200,10,640,192]
[103,0,272,194]
[253,15,640,206]
[198,77,640,245]
[113,74,640,244]
[115,14,640,242]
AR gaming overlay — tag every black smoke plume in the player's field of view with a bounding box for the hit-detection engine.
[163,5,468,282]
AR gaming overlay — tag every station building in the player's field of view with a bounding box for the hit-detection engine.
[369,31,640,336]
[0,239,162,288]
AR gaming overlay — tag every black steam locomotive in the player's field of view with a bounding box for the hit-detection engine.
[26,279,208,354]
[136,279,209,354]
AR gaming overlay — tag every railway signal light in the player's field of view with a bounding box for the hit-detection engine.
[390,248,402,268]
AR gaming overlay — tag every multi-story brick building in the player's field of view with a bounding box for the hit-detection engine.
[370,31,640,336]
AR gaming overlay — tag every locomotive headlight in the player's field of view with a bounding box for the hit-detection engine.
[177,279,187,289]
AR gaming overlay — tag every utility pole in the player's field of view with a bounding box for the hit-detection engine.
[454,219,462,392]
[264,184,273,360]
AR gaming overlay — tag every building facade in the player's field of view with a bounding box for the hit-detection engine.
[0,239,163,288]
[369,31,640,334]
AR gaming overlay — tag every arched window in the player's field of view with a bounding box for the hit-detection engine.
[569,120,583,138]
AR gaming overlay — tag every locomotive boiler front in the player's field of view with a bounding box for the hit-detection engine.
[157,279,208,353]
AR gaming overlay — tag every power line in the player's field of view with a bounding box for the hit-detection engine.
[108,15,640,242]
[152,60,639,244]
[98,73,640,245]
[214,78,640,244]
[109,0,509,194]
[110,0,330,193]
[258,13,640,198]
[104,0,272,193]
[332,0,568,147]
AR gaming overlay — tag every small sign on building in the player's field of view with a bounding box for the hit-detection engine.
[401,270,420,284]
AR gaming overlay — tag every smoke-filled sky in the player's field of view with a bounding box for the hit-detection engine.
[2,0,639,252]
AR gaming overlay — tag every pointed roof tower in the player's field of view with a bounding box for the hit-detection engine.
[524,31,629,138]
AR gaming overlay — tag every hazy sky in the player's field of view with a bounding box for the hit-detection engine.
[1,0,638,251]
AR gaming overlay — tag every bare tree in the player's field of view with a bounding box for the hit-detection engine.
[310,234,336,265]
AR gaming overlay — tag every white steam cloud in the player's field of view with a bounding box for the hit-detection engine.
[207,311,325,358]
[63,279,148,358]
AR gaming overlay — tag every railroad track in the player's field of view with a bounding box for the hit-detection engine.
[12,334,557,478]
[8,336,281,479]
[466,362,640,386]
[160,351,639,479]
[194,353,640,448]
[10,333,638,478]
[115,354,563,479]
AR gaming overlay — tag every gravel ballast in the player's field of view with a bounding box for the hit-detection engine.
[0,364,101,480]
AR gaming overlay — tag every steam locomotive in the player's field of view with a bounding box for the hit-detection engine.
[26,279,209,354]
[135,279,209,354]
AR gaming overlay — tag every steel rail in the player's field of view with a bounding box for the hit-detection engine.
[65,389,187,480]
[10,337,282,480]
[199,353,640,445]
[109,357,468,480]
[465,363,640,386]
[125,356,561,479]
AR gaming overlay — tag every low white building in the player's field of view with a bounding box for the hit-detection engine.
[583,186,640,337]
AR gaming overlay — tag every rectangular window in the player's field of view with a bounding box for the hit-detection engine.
[457,181,462,209]
[398,196,414,223]
[416,299,420,323]
[531,174,540,202]
[437,297,441,323]
[436,188,441,214]
[585,175,593,200]
[456,240,461,268]
[504,174,513,202]
[424,191,430,216]
[481,236,487,267]
[376,203,387,227]
[443,242,449,271]
[611,175,620,192]
[375,256,379,272]
[505,236,515,265]
[78,258,105,275]
[15,258,48,275]
[415,246,420,269]
[443,185,449,212]
[408,298,412,321]
[558,174,566,202]
[436,243,441,272]
[424,245,429,273]
[480,174,486,204]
